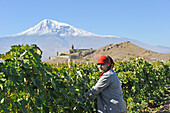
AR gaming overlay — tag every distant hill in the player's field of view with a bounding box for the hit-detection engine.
[82,41,170,62]
[46,41,170,64]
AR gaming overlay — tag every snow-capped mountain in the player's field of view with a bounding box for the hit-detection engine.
[0,19,170,61]
[14,19,98,37]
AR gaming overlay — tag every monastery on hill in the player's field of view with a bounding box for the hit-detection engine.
[49,44,93,63]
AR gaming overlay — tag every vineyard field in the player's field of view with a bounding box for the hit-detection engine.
[0,44,169,113]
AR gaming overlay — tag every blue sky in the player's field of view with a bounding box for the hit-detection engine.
[0,0,170,47]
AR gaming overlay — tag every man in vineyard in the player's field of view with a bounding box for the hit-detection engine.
[84,55,126,113]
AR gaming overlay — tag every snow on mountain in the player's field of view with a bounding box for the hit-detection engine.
[14,19,98,37]
[0,19,170,61]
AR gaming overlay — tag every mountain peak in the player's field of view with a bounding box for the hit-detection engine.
[14,19,97,37]
[40,19,70,28]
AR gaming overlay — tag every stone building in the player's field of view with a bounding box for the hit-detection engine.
[49,44,93,62]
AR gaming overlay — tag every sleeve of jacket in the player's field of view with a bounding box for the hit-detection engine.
[84,73,111,100]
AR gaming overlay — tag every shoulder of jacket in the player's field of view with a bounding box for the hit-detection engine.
[103,69,115,77]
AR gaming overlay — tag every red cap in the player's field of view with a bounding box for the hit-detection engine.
[97,55,110,64]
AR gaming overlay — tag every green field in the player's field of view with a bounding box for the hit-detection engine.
[0,45,169,113]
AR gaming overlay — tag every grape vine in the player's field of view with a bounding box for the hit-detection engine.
[0,44,169,112]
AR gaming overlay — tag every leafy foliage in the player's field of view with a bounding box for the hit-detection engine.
[114,58,170,112]
[0,44,169,112]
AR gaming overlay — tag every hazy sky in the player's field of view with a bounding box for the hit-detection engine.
[0,0,170,47]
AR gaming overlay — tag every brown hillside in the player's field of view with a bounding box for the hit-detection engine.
[81,41,170,63]
[46,41,170,64]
